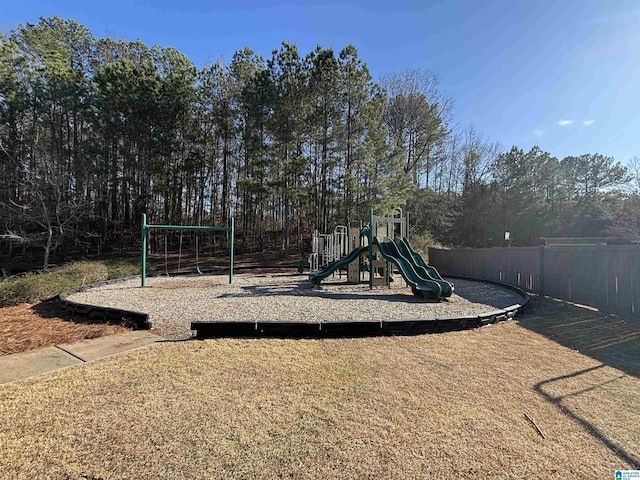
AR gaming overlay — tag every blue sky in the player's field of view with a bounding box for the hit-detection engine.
[2,0,638,163]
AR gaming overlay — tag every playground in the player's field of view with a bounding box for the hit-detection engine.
[54,210,526,339]
[2,212,639,477]
[64,273,525,340]
[305,210,454,299]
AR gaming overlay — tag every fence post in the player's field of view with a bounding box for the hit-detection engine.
[539,245,545,296]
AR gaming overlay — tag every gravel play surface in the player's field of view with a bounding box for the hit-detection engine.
[66,274,525,340]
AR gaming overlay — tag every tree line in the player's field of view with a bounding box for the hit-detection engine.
[1,17,637,270]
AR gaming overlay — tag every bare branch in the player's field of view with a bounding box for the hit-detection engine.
[0,232,33,244]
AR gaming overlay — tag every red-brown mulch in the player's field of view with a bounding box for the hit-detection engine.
[0,301,130,356]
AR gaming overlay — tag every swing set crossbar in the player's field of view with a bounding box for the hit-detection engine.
[140,213,234,287]
[142,224,232,232]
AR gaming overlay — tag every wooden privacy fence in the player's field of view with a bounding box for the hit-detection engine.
[428,245,640,318]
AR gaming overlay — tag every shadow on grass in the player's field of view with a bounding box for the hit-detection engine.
[535,365,640,469]
[517,296,640,379]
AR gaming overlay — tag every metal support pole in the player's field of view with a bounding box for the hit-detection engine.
[229,217,234,284]
[369,209,374,290]
[405,211,410,241]
[141,213,147,287]
[386,218,391,288]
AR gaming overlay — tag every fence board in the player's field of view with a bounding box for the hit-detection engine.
[429,245,640,318]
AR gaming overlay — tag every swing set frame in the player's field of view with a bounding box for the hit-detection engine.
[140,213,235,287]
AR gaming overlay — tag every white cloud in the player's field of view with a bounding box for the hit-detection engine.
[557,119,573,126]
[583,119,595,126]
[533,129,544,136]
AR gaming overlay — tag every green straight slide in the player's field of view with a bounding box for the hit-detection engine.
[393,237,453,297]
[375,238,442,299]
[309,246,366,285]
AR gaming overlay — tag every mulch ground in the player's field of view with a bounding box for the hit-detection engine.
[0,302,130,356]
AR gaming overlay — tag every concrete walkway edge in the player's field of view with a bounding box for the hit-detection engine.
[0,331,164,384]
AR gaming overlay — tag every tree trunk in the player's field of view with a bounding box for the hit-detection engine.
[43,226,52,271]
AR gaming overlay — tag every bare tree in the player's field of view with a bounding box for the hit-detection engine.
[459,124,499,192]
[0,142,87,270]
[380,69,453,187]
[627,155,640,193]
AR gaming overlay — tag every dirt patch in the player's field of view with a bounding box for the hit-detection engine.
[0,302,130,356]
[146,250,298,275]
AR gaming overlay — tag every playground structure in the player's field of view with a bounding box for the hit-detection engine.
[309,209,453,299]
[140,213,235,287]
[308,226,349,273]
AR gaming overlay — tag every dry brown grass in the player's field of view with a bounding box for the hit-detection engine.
[518,296,640,378]
[0,302,129,356]
[1,315,638,479]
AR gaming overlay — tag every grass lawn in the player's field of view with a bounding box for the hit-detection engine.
[0,259,143,308]
[1,301,638,479]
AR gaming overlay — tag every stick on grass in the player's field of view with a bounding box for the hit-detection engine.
[524,413,545,439]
